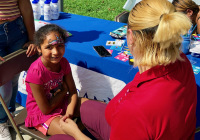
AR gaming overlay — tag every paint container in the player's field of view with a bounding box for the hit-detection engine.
[190,40,200,58]
[191,53,200,58]
[181,36,190,54]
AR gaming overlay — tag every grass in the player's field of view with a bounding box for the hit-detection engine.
[63,0,127,21]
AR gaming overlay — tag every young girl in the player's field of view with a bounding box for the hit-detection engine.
[25,24,79,137]
[0,0,36,139]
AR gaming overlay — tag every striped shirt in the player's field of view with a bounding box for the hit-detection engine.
[0,0,21,20]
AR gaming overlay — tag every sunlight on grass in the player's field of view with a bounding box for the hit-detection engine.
[63,0,127,21]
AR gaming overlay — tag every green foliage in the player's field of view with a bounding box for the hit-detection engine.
[63,0,127,21]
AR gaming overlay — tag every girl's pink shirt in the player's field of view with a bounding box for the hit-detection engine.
[25,56,71,127]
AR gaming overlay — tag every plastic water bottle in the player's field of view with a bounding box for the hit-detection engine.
[58,0,61,12]
[44,0,51,20]
[32,0,41,20]
[37,0,41,17]
[51,0,59,19]
[40,0,45,16]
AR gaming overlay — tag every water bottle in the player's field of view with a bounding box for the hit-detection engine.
[32,0,41,20]
[37,0,41,17]
[40,0,45,16]
[57,0,60,18]
[51,0,59,19]
[44,0,51,21]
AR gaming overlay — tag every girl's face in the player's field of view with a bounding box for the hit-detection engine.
[38,31,65,67]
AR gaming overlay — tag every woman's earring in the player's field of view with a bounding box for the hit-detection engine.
[128,44,133,47]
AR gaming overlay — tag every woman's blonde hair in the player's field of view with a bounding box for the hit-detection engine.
[128,0,191,67]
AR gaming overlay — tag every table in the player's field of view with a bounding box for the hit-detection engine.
[16,12,137,105]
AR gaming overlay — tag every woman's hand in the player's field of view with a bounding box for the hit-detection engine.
[59,116,91,140]
[23,41,37,57]
[59,116,79,136]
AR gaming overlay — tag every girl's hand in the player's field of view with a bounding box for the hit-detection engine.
[65,111,73,119]
[65,105,75,119]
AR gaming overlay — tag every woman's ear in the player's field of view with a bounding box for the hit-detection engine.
[127,29,135,46]
[186,9,193,18]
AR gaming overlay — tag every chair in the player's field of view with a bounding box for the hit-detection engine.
[115,11,129,23]
[60,0,64,12]
[0,49,48,140]
[14,108,49,140]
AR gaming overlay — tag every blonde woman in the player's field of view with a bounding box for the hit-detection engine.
[49,0,197,139]
[172,0,200,34]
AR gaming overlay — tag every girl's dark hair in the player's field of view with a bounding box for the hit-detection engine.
[34,24,68,49]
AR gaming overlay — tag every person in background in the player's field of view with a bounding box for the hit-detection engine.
[0,0,36,139]
[198,5,200,33]
[172,0,200,34]
[49,0,197,140]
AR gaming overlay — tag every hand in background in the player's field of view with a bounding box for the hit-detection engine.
[23,41,37,57]
[0,56,4,61]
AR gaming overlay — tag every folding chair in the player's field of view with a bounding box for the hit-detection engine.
[0,49,49,140]
[14,108,49,140]
[115,11,129,23]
